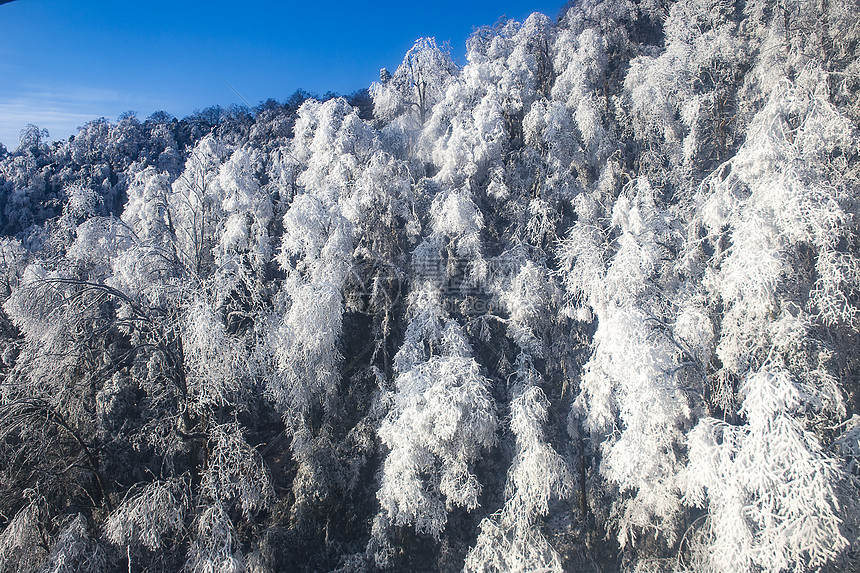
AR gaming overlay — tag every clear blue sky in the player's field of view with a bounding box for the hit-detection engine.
[0,0,567,149]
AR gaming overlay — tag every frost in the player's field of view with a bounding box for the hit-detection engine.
[1,2,859,572]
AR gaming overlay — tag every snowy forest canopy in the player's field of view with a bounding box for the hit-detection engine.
[1,0,860,571]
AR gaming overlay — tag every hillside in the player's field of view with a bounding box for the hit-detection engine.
[1,1,859,571]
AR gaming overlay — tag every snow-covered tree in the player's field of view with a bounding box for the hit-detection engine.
[371,37,458,126]
[683,370,847,572]
[559,178,696,549]
[375,285,497,542]
[169,134,231,276]
[678,65,859,572]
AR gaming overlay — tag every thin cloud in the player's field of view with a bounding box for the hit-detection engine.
[0,84,152,149]
[0,101,97,149]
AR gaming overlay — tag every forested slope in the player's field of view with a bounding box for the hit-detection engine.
[1,1,859,571]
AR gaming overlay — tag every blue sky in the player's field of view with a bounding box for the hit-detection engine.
[0,0,567,149]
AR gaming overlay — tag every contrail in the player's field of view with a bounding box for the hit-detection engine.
[223,79,253,110]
